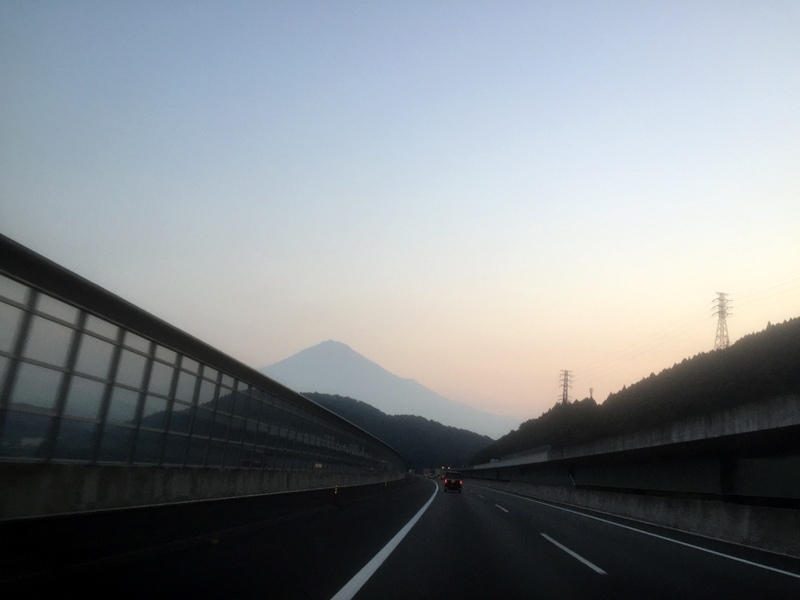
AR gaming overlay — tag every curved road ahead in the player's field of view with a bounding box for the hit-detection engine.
[9,476,800,599]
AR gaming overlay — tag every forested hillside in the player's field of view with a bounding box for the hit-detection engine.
[305,392,492,471]
[471,317,800,465]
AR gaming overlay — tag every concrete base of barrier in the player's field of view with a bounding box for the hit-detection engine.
[0,474,415,582]
[475,480,800,558]
[0,462,403,519]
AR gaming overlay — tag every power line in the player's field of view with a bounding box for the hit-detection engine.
[733,277,800,309]
[571,275,798,399]
[574,312,708,383]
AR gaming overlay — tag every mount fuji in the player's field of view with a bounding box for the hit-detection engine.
[259,340,520,439]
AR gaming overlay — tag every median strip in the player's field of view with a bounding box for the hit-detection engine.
[330,479,439,600]
[541,533,607,575]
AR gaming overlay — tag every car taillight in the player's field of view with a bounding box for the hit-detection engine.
[459,480,463,484]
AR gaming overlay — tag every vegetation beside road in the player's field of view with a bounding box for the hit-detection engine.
[305,392,492,471]
[471,316,800,465]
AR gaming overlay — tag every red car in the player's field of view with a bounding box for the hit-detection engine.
[443,471,463,493]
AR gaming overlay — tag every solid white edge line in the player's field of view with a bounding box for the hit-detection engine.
[495,504,509,513]
[541,533,607,575]
[488,487,800,581]
[330,479,439,600]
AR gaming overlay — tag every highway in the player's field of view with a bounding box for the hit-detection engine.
[7,476,800,598]
[352,479,800,599]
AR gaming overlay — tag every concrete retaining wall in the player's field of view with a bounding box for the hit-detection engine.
[0,462,404,519]
[553,394,800,461]
[475,480,800,558]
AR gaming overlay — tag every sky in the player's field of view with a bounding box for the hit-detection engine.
[2,2,798,423]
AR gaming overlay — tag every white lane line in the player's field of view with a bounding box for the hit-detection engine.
[478,494,485,499]
[541,533,607,575]
[330,479,438,600]
[490,488,800,581]
[495,504,509,513]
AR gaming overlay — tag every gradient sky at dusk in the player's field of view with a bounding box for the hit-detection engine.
[2,2,798,423]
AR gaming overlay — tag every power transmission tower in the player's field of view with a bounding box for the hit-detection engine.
[559,370,572,405]
[713,292,731,350]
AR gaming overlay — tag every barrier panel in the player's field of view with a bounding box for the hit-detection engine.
[0,234,405,516]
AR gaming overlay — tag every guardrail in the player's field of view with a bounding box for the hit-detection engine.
[0,234,405,516]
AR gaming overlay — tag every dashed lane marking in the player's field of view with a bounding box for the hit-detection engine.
[541,533,607,575]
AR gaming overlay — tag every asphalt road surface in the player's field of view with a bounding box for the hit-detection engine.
[6,476,800,599]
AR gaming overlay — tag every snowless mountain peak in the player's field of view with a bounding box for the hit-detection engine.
[260,341,520,439]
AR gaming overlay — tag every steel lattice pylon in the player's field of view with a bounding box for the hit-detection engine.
[559,369,572,404]
[713,292,731,350]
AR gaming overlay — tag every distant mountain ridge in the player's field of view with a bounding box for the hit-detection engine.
[306,393,491,470]
[259,340,520,439]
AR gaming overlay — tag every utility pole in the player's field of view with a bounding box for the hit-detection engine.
[559,370,572,405]
[713,292,731,350]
